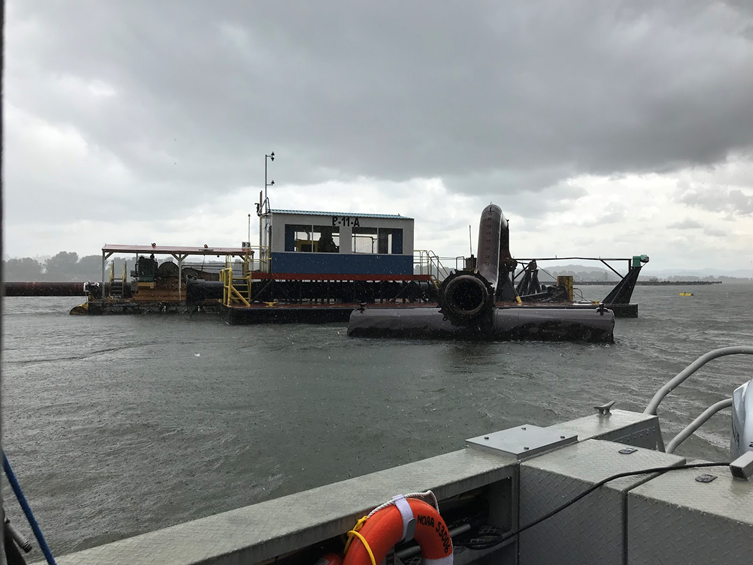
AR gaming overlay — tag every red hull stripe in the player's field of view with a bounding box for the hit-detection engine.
[252,273,432,281]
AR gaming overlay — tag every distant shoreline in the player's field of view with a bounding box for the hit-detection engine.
[575,280,723,286]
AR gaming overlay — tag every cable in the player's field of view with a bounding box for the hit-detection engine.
[509,462,729,541]
[493,462,729,548]
[537,266,557,282]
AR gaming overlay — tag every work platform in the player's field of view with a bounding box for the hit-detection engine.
[219,301,626,329]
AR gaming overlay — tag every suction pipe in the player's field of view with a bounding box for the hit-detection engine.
[437,205,506,326]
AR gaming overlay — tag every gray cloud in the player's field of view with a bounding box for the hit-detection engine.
[668,218,703,229]
[704,227,727,237]
[577,203,626,228]
[678,187,753,215]
[6,0,753,227]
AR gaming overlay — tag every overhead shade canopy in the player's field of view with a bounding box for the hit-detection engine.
[98,245,253,300]
[102,244,252,257]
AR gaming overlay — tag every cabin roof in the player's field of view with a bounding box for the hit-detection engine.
[270,209,411,220]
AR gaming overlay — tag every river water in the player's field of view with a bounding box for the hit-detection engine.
[2,284,753,554]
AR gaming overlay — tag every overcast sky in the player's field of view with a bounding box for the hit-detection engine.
[5,1,753,273]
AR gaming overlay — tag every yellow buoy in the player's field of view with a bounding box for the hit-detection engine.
[679,292,694,296]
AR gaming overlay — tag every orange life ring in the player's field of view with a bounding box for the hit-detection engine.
[343,497,453,565]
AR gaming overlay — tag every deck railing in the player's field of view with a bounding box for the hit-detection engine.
[414,250,453,288]
[243,245,270,273]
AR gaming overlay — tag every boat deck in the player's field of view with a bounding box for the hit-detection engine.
[41,409,753,565]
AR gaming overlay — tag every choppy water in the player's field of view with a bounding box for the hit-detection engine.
[2,285,753,554]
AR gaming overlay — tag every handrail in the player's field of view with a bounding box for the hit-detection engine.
[220,261,230,306]
[665,399,733,454]
[414,250,452,285]
[248,245,270,273]
[644,346,753,415]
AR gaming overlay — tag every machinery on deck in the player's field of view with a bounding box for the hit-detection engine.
[436,205,515,328]
[72,245,251,314]
[349,204,621,342]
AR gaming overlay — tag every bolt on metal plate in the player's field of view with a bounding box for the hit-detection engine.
[466,425,578,460]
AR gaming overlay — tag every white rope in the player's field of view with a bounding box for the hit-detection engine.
[366,490,439,519]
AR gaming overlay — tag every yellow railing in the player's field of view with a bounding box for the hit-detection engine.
[219,255,252,307]
[414,250,452,289]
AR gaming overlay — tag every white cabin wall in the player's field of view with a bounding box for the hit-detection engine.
[403,220,414,256]
[269,212,414,255]
[339,225,353,254]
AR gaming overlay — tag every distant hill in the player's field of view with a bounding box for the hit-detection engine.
[522,263,752,284]
[646,268,753,279]
[3,252,120,282]
[518,263,620,283]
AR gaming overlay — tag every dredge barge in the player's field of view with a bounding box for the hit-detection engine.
[59,206,647,342]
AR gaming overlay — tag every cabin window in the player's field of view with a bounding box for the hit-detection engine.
[353,228,403,254]
[285,224,339,252]
[313,225,339,253]
[352,227,378,253]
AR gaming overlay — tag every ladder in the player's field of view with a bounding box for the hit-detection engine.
[414,250,452,289]
[219,257,252,307]
[109,262,127,299]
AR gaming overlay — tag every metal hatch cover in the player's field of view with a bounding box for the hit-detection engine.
[466,425,578,460]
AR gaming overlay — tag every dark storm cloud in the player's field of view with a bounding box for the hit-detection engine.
[7,0,753,220]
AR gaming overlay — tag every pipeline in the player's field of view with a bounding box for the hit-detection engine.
[348,306,615,343]
[437,204,508,327]
[186,279,224,303]
[3,282,88,297]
